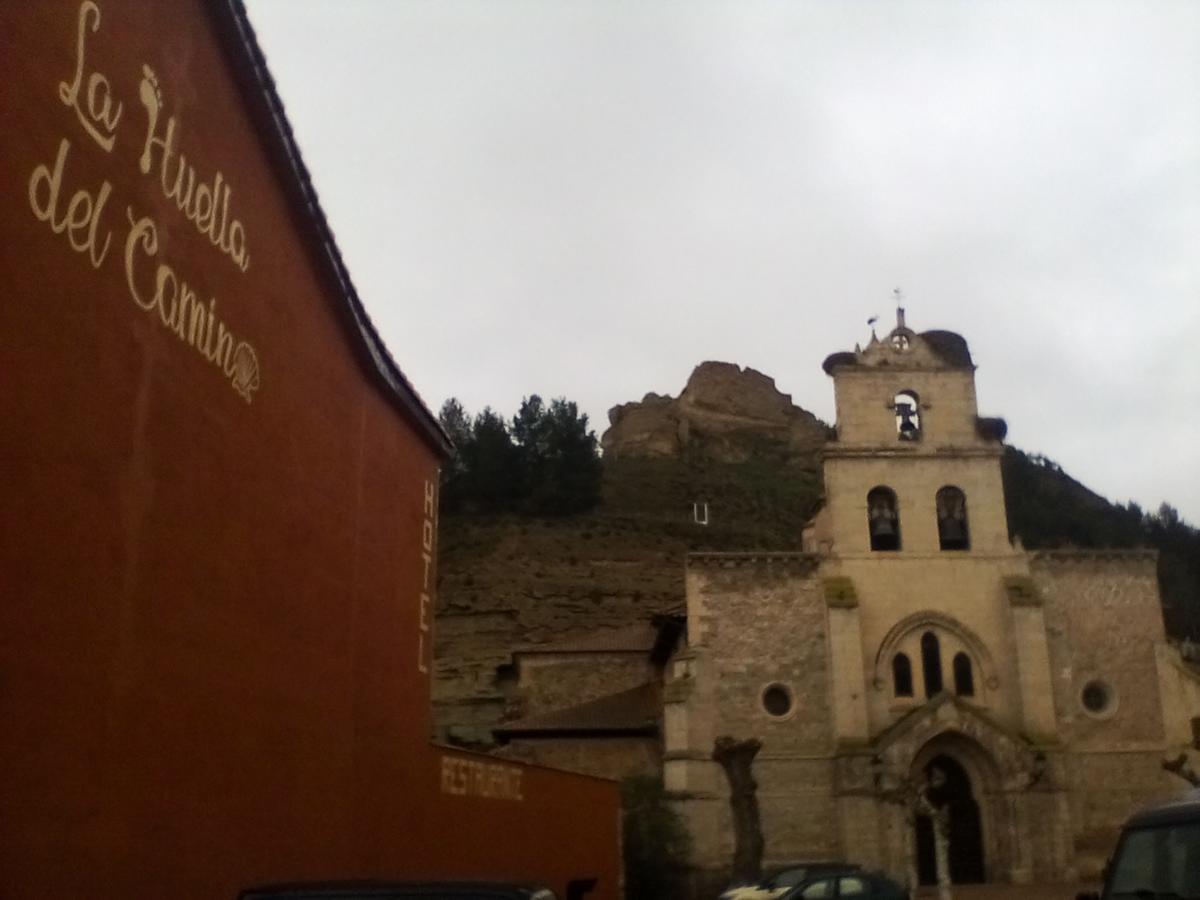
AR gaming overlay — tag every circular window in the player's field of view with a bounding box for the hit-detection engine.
[1080,679,1116,717]
[761,683,793,718]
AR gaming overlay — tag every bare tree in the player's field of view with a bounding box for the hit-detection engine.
[1162,752,1200,787]
[712,736,765,886]
[879,767,953,900]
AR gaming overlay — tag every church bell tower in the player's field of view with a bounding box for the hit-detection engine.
[817,307,1010,557]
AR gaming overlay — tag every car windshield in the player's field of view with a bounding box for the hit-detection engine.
[1107,821,1200,900]
[768,870,809,889]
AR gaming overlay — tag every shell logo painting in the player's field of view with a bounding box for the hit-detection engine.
[0,2,620,898]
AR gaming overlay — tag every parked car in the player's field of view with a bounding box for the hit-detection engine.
[719,863,861,900]
[1078,788,1200,900]
[776,871,908,900]
[238,882,566,900]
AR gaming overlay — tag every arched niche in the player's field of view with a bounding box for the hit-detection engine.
[873,611,998,696]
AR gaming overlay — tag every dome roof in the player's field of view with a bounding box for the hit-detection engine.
[920,330,973,368]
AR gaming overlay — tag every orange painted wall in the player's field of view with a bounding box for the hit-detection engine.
[0,3,619,898]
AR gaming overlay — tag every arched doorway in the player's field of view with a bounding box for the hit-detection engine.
[914,754,985,884]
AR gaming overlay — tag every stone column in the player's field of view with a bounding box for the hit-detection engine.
[663,649,725,874]
[1005,791,1034,884]
[834,754,886,874]
[1005,576,1059,743]
[825,577,870,744]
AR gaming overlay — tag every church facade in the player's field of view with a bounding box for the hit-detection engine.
[662,313,1200,884]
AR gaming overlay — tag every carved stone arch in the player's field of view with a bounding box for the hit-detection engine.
[873,611,998,692]
[871,698,1062,884]
[876,701,1045,792]
[909,728,1003,794]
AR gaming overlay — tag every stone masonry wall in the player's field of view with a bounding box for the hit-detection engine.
[685,556,840,868]
[689,557,833,755]
[1036,552,1167,747]
[1035,551,1186,872]
[832,368,982,448]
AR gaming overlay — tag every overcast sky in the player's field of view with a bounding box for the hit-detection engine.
[246,1,1198,524]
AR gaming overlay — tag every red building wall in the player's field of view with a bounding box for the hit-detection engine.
[0,3,619,897]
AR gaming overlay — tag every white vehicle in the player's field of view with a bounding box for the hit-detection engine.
[719,864,860,900]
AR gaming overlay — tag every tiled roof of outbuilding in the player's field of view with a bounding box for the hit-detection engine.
[493,682,660,737]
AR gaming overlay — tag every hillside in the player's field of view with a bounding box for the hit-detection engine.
[434,452,825,746]
[1002,446,1200,640]
[433,364,1200,747]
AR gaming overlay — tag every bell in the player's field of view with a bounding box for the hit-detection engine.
[871,515,896,537]
[899,417,919,440]
[940,517,964,540]
[939,517,968,549]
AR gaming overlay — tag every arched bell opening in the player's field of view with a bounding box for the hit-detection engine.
[936,486,970,551]
[867,486,901,551]
[894,390,921,441]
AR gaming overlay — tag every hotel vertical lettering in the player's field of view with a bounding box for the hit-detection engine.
[417,479,436,674]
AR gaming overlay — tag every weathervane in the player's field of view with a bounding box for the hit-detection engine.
[890,287,911,351]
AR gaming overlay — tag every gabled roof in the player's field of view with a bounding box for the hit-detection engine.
[493,682,660,739]
[513,614,685,665]
[209,1,450,457]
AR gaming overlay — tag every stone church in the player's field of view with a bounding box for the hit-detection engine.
[479,313,1200,885]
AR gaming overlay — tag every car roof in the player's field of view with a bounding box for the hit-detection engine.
[238,882,550,899]
[1123,789,1200,830]
[770,863,860,876]
[777,871,884,896]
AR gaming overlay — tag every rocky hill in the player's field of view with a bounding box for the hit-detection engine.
[602,361,827,462]
[433,362,827,746]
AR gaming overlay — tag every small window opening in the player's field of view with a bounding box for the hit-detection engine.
[893,653,914,697]
[953,652,975,697]
[867,487,901,551]
[921,632,943,698]
[762,683,793,718]
[1081,680,1115,716]
[937,486,970,551]
[894,390,921,441]
[693,502,709,526]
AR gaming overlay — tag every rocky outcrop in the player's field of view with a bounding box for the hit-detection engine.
[602,361,826,463]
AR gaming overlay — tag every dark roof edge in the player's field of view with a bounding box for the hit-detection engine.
[212,1,451,458]
[493,725,659,739]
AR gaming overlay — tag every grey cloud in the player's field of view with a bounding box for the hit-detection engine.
[248,0,1199,522]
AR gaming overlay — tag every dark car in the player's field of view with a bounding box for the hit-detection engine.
[1080,788,1200,900]
[238,881,568,900]
[776,871,909,900]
